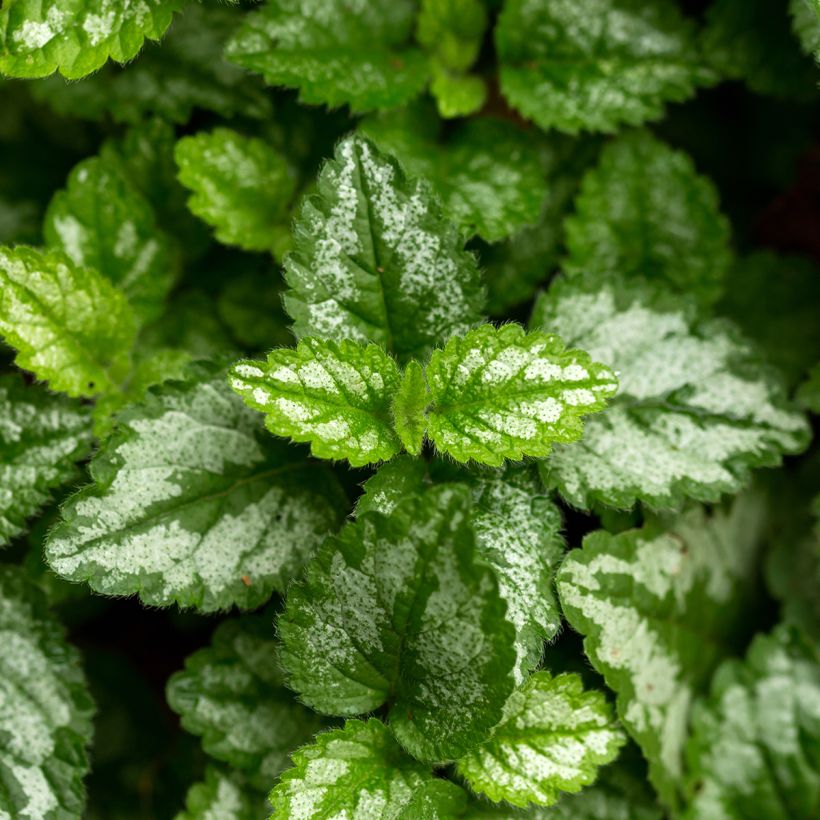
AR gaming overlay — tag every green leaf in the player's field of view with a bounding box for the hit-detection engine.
[176,767,265,820]
[28,4,272,125]
[428,67,487,118]
[0,374,93,547]
[175,129,297,256]
[703,0,818,101]
[283,135,484,362]
[416,0,487,72]
[556,495,767,808]
[355,454,429,518]
[226,0,429,114]
[457,671,625,807]
[360,105,548,242]
[425,324,618,466]
[391,361,428,456]
[495,0,712,134]
[167,615,325,789]
[798,363,820,413]
[229,340,402,467]
[271,718,469,818]
[0,0,186,79]
[0,245,137,398]
[0,565,94,819]
[684,626,820,819]
[279,485,516,762]
[532,275,810,510]
[791,0,820,58]
[563,130,732,306]
[45,363,346,611]
[44,156,177,323]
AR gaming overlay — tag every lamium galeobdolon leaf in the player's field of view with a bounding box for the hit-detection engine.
[683,625,820,820]
[457,671,625,807]
[175,128,297,256]
[176,766,262,820]
[279,485,516,762]
[425,324,618,465]
[495,0,713,134]
[564,130,732,307]
[532,275,810,510]
[0,0,187,79]
[0,245,137,398]
[0,374,93,546]
[556,493,766,809]
[282,135,484,363]
[44,155,177,324]
[0,565,94,819]
[226,0,429,114]
[229,340,402,467]
[167,615,325,789]
[46,363,346,611]
[271,719,469,819]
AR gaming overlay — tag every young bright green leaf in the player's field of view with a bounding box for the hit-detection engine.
[28,4,272,125]
[176,767,264,820]
[391,361,428,456]
[0,565,94,819]
[0,0,186,79]
[44,156,177,323]
[167,615,325,790]
[791,0,820,58]
[226,0,429,114]
[0,245,137,397]
[0,374,93,547]
[533,276,810,510]
[46,363,346,611]
[684,626,820,819]
[230,339,402,467]
[272,719,469,819]
[283,135,484,362]
[556,495,766,808]
[425,324,618,466]
[495,0,712,134]
[457,671,625,807]
[564,130,732,306]
[428,67,486,118]
[416,0,487,72]
[703,0,818,101]
[360,105,548,242]
[279,485,517,762]
[175,129,297,256]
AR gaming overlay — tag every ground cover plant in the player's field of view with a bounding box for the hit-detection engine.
[1,0,820,817]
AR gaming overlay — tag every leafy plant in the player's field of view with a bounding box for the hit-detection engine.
[1,1,818,818]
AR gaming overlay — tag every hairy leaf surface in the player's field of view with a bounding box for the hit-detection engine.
[279,486,516,762]
[176,767,263,820]
[533,276,810,509]
[230,340,402,467]
[46,364,346,610]
[283,135,484,362]
[0,565,94,819]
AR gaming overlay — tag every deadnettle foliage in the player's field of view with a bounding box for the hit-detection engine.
[1,1,819,818]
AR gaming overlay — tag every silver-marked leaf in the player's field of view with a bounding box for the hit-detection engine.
[226,0,428,114]
[229,339,402,467]
[684,625,820,819]
[279,485,517,762]
[44,156,177,323]
[175,128,297,256]
[360,104,548,242]
[0,0,187,79]
[355,455,429,519]
[457,671,625,807]
[495,0,712,134]
[0,374,93,546]
[0,565,94,819]
[167,615,325,790]
[271,719,469,819]
[532,276,810,510]
[556,494,766,808]
[0,245,137,398]
[425,324,618,466]
[46,363,346,611]
[176,766,265,820]
[564,130,732,307]
[283,135,484,362]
